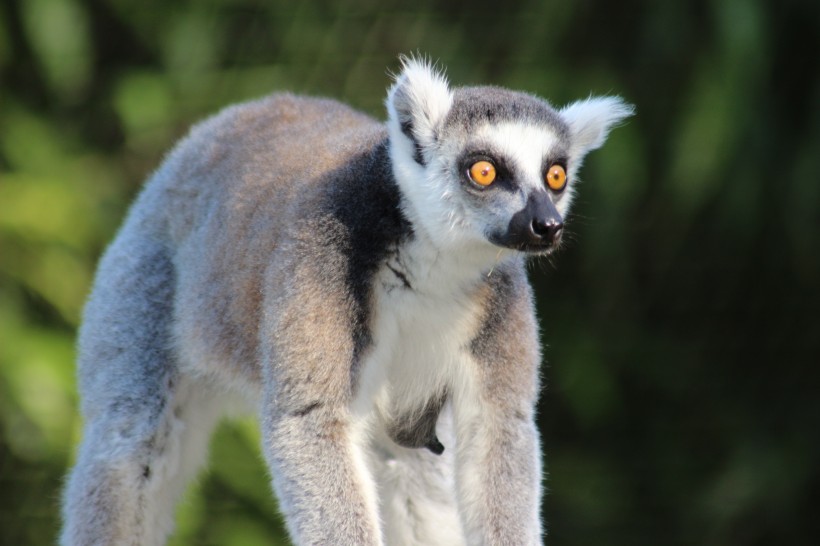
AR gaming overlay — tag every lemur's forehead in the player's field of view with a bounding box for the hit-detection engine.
[442,86,570,143]
[472,122,566,176]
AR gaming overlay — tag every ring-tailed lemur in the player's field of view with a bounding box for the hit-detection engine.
[61,57,632,546]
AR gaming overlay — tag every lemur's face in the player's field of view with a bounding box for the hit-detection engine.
[387,59,633,257]
[431,87,574,256]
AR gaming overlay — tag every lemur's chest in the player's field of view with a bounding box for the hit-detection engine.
[353,244,492,452]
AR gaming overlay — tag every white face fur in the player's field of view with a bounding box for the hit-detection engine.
[386,58,633,257]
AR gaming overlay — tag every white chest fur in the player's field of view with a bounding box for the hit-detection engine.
[352,236,502,431]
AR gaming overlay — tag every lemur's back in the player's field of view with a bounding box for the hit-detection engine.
[151,93,386,244]
[117,95,391,386]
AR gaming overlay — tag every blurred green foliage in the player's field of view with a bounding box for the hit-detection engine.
[1,0,819,544]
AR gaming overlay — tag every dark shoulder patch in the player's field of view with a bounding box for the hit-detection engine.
[318,139,414,367]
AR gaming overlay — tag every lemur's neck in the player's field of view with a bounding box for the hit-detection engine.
[387,212,518,298]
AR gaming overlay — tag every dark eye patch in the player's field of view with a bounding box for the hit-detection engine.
[456,146,519,194]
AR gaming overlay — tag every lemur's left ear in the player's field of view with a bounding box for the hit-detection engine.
[560,96,635,156]
[386,55,453,165]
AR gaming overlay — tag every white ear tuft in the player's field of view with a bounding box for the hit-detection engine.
[560,96,635,154]
[386,55,453,163]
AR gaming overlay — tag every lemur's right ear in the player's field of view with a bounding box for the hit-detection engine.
[386,55,453,165]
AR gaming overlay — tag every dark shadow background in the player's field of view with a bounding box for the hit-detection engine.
[1,0,819,544]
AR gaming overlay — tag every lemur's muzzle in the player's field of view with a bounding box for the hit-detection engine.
[493,192,564,253]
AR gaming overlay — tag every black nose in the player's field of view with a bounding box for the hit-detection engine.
[531,218,563,245]
[490,193,565,252]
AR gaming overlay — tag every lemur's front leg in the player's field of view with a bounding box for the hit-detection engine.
[260,249,383,546]
[454,267,544,546]
[454,396,543,545]
[262,393,382,546]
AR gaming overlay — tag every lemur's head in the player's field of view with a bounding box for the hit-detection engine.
[386,56,633,257]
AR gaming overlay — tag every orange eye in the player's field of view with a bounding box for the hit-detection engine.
[546,164,567,191]
[469,161,496,186]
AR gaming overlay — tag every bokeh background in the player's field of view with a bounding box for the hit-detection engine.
[2,0,819,544]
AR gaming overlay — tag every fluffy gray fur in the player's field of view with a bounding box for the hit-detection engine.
[61,56,633,546]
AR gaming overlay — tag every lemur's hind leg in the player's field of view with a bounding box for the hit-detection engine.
[371,407,466,546]
[60,239,224,546]
[61,375,223,546]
